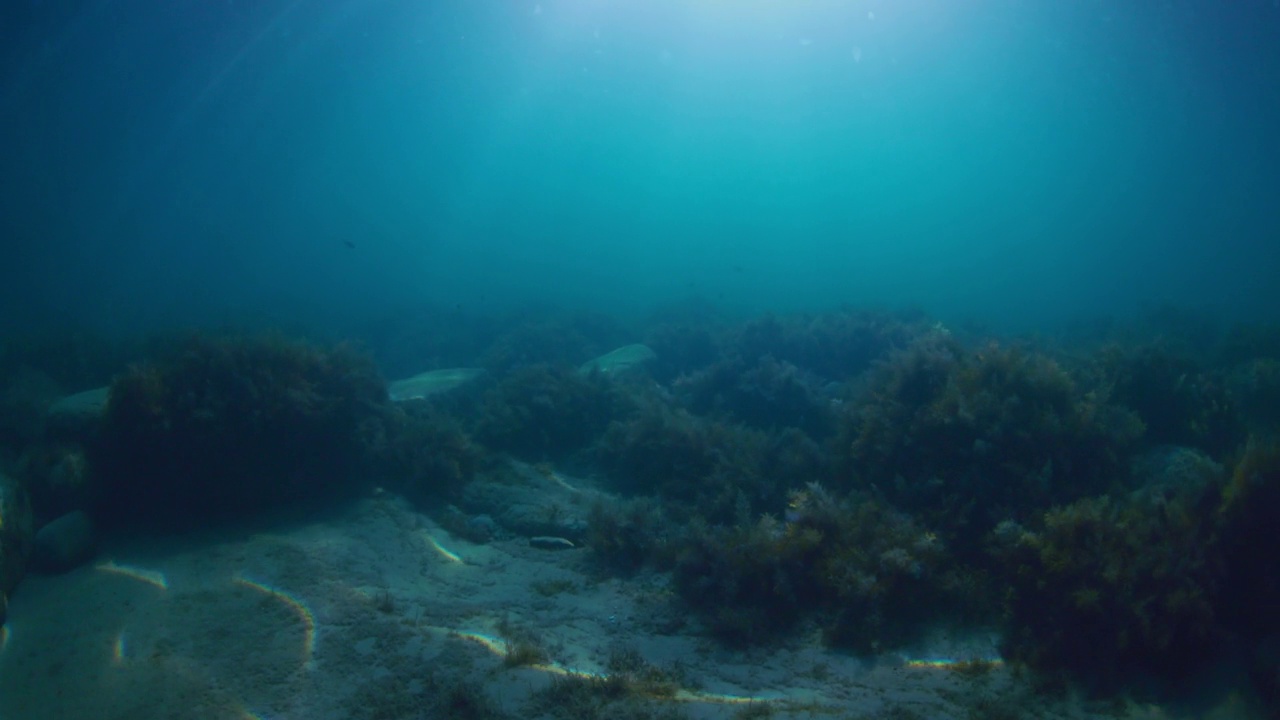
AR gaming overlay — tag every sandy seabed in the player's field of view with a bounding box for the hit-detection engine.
[0,465,1258,720]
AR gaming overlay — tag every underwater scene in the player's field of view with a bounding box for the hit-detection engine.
[2,1,1280,718]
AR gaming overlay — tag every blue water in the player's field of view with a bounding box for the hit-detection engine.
[1,0,1277,333]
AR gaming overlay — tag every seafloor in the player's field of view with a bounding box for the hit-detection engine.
[0,462,1257,720]
[1,308,1276,719]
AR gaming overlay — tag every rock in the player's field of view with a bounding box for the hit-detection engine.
[466,514,497,541]
[460,464,595,542]
[529,536,576,551]
[578,344,656,376]
[21,444,93,521]
[388,368,486,402]
[31,510,96,574]
[0,473,34,607]
[1130,446,1223,506]
[45,386,109,441]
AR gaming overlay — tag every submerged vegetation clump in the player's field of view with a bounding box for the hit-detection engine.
[472,364,631,462]
[363,402,483,504]
[670,484,969,651]
[841,335,1144,558]
[1101,343,1240,458]
[478,314,626,375]
[678,355,835,437]
[730,310,923,382]
[1216,434,1280,640]
[671,513,823,646]
[595,399,769,511]
[584,496,671,575]
[1230,358,1280,432]
[92,333,388,525]
[594,397,826,524]
[641,320,721,384]
[994,489,1222,691]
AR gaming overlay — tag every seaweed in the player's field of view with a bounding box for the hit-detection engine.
[1218,321,1280,367]
[671,513,824,646]
[669,485,963,651]
[14,442,91,523]
[678,355,835,437]
[363,403,483,506]
[478,313,626,375]
[1216,434,1280,639]
[642,322,720,383]
[1229,358,1280,433]
[996,486,1222,692]
[91,332,388,526]
[594,399,785,523]
[1102,343,1240,458]
[842,337,1143,559]
[584,496,671,575]
[528,673,687,720]
[731,309,923,383]
[809,491,966,652]
[472,364,630,462]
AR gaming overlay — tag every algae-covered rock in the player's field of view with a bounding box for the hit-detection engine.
[0,472,35,621]
[460,462,595,541]
[578,344,656,376]
[93,334,388,525]
[45,386,109,441]
[388,368,485,402]
[18,443,92,521]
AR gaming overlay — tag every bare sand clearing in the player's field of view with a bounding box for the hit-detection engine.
[0,467,1255,720]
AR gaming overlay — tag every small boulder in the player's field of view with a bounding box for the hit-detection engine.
[578,344,656,376]
[20,444,93,521]
[466,514,497,541]
[388,368,485,402]
[31,510,96,574]
[45,386,109,442]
